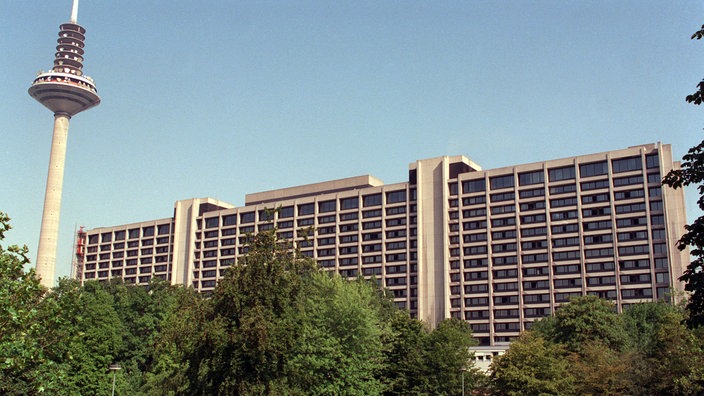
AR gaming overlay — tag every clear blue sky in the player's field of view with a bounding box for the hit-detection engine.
[2,1,703,282]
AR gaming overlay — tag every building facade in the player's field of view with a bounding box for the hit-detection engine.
[76,143,688,346]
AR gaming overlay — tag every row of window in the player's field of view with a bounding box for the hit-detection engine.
[87,224,172,244]
[458,155,658,194]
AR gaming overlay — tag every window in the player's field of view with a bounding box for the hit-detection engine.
[101,232,112,243]
[553,250,580,261]
[582,193,610,204]
[612,156,642,173]
[613,175,644,187]
[298,203,314,216]
[549,166,576,182]
[493,256,518,265]
[552,237,579,248]
[361,193,381,207]
[521,227,547,237]
[583,220,612,231]
[522,240,548,250]
[463,196,486,205]
[551,210,578,221]
[617,217,647,228]
[520,188,545,198]
[523,267,549,277]
[520,214,546,224]
[463,179,486,193]
[652,229,667,240]
[614,189,645,200]
[492,243,516,253]
[585,247,613,258]
[259,209,275,222]
[491,230,516,240]
[551,223,579,234]
[490,174,515,190]
[143,226,154,237]
[114,230,126,241]
[318,200,336,213]
[240,212,255,223]
[205,217,219,229]
[620,259,650,270]
[340,197,359,210]
[586,262,615,272]
[646,153,659,168]
[618,245,649,256]
[522,253,549,263]
[520,201,545,211]
[223,214,237,226]
[519,170,544,186]
[490,192,515,202]
[550,184,577,194]
[491,204,515,215]
[584,234,613,244]
[550,197,577,208]
[465,258,488,268]
[615,203,646,214]
[582,207,611,217]
[340,212,358,221]
[581,180,610,191]
[465,233,489,242]
[580,161,608,177]
[463,221,487,230]
[464,208,486,218]
[278,206,294,218]
[492,217,516,227]
[387,190,407,203]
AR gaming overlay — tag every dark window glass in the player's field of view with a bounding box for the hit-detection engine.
[363,193,382,207]
[386,190,407,203]
[519,170,544,186]
[298,203,315,216]
[340,197,358,210]
[490,174,515,190]
[279,206,294,218]
[612,156,642,173]
[463,179,486,193]
[318,200,336,213]
[240,212,255,223]
[548,166,576,182]
[579,161,608,177]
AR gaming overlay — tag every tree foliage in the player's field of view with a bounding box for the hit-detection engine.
[662,23,704,328]
[491,332,575,396]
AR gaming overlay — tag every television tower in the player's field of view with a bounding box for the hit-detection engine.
[28,0,100,288]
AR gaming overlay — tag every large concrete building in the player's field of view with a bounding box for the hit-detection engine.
[75,143,688,346]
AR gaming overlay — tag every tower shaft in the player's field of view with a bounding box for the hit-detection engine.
[35,114,71,287]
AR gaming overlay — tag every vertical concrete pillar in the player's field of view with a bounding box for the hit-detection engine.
[36,113,71,288]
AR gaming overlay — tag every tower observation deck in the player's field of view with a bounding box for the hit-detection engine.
[29,0,100,288]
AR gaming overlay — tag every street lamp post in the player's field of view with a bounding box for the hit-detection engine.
[109,363,121,396]
[461,367,467,396]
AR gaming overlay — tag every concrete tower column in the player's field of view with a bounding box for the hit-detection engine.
[35,113,71,287]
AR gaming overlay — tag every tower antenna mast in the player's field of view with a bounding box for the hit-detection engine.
[70,0,79,23]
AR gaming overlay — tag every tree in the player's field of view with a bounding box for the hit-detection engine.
[662,23,704,328]
[536,295,627,353]
[286,272,388,395]
[491,331,575,396]
[422,319,480,396]
[0,212,65,394]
